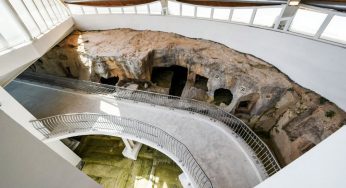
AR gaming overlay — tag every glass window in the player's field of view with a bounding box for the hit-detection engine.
[9,0,41,37]
[0,6,27,48]
[149,1,162,15]
[253,7,282,27]
[136,5,148,14]
[289,8,327,36]
[196,6,211,19]
[110,7,122,14]
[55,0,68,18]
[320,15,346,44]
[213,8,230,20]
[97,7,110,14]
[231,8,253,24]
[123,6,135,14]
[34,0,54,28]
[82,6,97,14]
[42,0,58,24]
[68,4,83,15]
[181,4,195,17]
[23,0,48,32]
[168,1,180,16]
[48,0,63,21]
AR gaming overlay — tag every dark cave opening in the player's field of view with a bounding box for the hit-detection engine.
[194,74,208,91]
[100,76,119,86]
[151,65,188,96]
[213,88,233,106]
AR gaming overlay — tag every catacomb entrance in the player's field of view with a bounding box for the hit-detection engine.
[194,74,208,91]
[100,76,119,86]
[151,65,188,96]
[213,88,233,106]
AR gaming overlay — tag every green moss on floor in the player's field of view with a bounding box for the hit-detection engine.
[75,135,183,188]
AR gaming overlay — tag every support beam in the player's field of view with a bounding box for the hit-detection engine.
[121,138,142,160]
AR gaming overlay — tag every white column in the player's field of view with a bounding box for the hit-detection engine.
[0,87,81,166]
[121,138,142,160]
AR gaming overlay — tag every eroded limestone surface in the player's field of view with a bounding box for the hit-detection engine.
[76,135,182,188]
[29,29,346,165]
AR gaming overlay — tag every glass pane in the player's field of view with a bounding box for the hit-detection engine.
[231,8,253,24]
[213,8,230,20]
[48,0,62,21]
[23,0,48,32]
[97,7,110,14]
[83,6,97,14]
[181,4,195,17]
[55,0,68,18]
[82,6,96,14]
[123,6,135,14]
[136,5,148,14]
[68,4,83,15]
[34,0,54,27]
[289,8,327,36]
[110,7,122,14]
[9,0,41,37]
[149,2,162,15]
[0,6,27,48]
[321,15,346,44]
[196,6,211,19]
[168,1,180,16]
[253,7,282,27]
[42,0,58,24]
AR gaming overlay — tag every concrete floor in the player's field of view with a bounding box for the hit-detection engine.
[6,79,267,188]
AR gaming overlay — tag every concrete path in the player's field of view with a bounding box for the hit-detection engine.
[6,79,266,188]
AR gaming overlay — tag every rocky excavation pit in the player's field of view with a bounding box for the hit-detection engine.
[27,28,346,166]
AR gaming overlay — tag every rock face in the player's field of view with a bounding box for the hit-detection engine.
[29,29,346,166]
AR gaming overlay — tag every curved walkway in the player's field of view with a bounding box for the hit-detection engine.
[6,73,280,188]
[32,113,212,188]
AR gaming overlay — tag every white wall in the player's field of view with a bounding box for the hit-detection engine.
[0,87,81,165]
[256,125,346,188]
[72,14,346,111]
[0,111,101,188]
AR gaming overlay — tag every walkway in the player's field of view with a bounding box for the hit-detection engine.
[6,73,279,188]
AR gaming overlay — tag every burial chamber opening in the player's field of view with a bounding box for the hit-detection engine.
[151,65,188,96]
[100,76,119,86]
[213,88,233,106]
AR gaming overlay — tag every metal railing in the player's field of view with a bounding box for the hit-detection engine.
[19,72,281,176]
[31,113,213,188]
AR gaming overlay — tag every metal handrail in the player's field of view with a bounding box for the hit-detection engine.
[19,72,281,176]
[31,113,213,188]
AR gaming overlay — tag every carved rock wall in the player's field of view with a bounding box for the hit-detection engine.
[29,29,346,166]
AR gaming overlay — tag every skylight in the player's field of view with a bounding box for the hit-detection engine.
[110,7,122,14]
[97,7,110,14]
[213,8,230,20]
[181,4,195,17]
[196,6,212,19]
[136,5,149,14]
[231,8,253,24]
[123,6,136,14]
[289,8,327,36]
[82,6,97,15]
[168,1,180,16]
[321,15,346,44]
[149,2,162,15]
[253,7,282,27]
